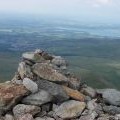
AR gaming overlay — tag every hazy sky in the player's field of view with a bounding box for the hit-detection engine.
[0,0,120,23]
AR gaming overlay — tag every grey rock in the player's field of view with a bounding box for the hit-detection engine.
[41,103,52,112]
[97,115,110,120]
[68,76,81,90]
[18,114,34,120]
[23,78,38,93]
[103,105,120,115]
[51,56,67,68]
[22,50,53,62]
[22,52,35,60]
[35,117,55,120]
[115,114,120,120]
[36,79,69,103]
[102,89,120,106]
[80,111,98,120]
[14,80,23,85]
[87,99,103,115]
[22,90,53,106]
[32,63,68,83]
[82,86,96,98]
[13,104,41,119]
[54,100,86,119]
[87,99,98,111]
[18,62,33,79]
[4,114,14,120]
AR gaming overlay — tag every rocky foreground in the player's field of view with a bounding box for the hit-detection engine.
[0,49,120,120]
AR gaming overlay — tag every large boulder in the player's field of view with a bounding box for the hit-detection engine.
[99,89,120,106]
[22,90,53,106]
[13,104,40,119]
[36,79,69,103]
[0,83,29,114]
[32,63,68,83]
[54,100,86,119]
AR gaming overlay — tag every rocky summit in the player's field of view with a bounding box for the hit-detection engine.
[0,49,120,120]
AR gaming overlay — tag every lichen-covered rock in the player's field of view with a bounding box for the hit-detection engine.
[32,63,68,83]
[36,79,69,103]
[23,78,38,93]
[0,83,29,114]
[62,86,85,102]
[54,100,86,119]
[22,90,53,106]
[13,104,41,119]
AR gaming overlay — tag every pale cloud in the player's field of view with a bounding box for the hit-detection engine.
[90,0,113,7]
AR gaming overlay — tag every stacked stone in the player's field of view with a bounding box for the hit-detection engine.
[0,49,120,120]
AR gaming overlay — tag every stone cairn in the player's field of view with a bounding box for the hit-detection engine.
[0,49,120,120]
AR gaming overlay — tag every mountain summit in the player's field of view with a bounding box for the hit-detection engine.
[0,49,120,120]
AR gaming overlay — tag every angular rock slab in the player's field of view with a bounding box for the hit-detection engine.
[0,83,29,114]
[13,104,41,119]
[32,63,68,83]
[22,52,45,63]
[62,86,85,102]
[36,79,69,103]
[101,89,120,106]
[54,100,86,119]
[22,90,53,106]
[23,78,38,93]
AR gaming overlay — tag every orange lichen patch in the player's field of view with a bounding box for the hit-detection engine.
[0,83,28,106]
[62,86,85,102]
